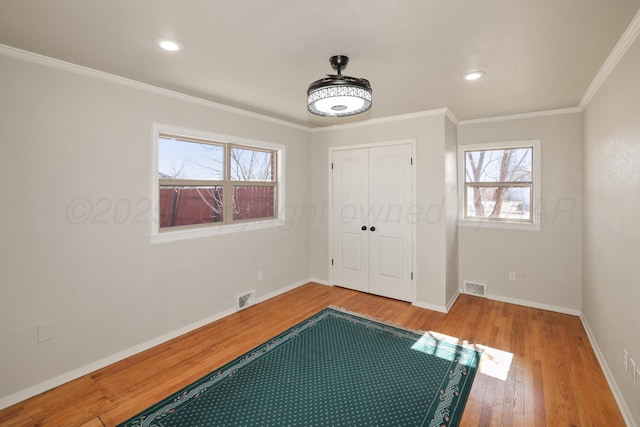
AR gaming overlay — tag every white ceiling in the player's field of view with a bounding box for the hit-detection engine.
[1,0,639,127]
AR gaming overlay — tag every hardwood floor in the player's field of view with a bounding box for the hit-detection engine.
[0,283,625,426]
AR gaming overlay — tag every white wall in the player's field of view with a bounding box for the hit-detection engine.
[444,116,459,307]
[309,111,456,311]
[0,51,311,405]
[582,34,640,426]
[457,112,583,313]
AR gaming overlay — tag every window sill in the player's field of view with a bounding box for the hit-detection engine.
[151,218,285,244]
[458,220,541,232]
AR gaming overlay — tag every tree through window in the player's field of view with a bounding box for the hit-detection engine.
[158,134,277,229]
[463,145,534,222]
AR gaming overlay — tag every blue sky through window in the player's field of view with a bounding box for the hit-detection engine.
[159,137,224,180]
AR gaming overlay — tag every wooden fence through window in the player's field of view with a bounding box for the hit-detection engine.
[159,186,274,228]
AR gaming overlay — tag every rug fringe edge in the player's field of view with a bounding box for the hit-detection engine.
[327,305,429,335]
[326,305,484,354]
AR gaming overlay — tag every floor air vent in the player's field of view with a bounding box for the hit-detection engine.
[237,291,255,311]
[464,281,487,298]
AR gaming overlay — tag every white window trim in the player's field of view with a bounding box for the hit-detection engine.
[150,123,286,244]
[458,139,541,231]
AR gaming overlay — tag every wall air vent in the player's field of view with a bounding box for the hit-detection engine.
[463,281,487,298]
[237,291,256,311]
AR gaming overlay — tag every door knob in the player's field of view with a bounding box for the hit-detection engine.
[370,226,376,232]
[361,225,367,231]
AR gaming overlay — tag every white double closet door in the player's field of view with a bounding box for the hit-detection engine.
[331,143,414,302]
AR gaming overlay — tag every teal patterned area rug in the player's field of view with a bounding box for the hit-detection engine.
[118,307,481,427]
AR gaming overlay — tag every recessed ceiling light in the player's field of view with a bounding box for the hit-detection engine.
[154,38,184,52]
[464,71,485,81]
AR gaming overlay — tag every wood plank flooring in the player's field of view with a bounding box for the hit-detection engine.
[0,283,625,426]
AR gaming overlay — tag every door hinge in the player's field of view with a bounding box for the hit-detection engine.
[411,272,413,280]
[331,258,334,266]
[410,157,413,165]
[331,162,334,170]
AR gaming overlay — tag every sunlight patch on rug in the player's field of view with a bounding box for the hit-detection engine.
[412,330,513,382]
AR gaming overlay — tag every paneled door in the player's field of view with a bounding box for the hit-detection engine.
[331,148,369,293]
[331,144,413,302]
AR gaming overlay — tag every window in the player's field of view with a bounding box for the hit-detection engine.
[152,125,284,243]
[459,140,540,229]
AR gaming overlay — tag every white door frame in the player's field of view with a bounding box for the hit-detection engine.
[328,139,417,302]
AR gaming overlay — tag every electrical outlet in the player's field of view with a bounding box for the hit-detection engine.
[508,272,516,281]
[624,349,629,371]
[516,266,526,277]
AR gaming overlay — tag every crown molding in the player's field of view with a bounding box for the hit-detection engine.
[579,9,640,110]
[0,44,310,132]
[458,107,581,125]
[444,108,459,125]
[310,108,454,133]
[1,44,453,132]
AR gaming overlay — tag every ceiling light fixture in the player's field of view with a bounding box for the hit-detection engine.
[464,71,485,81]
[154,38,184,52]
[307,55,372,117]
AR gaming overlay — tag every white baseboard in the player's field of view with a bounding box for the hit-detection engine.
[309,277,330,286]
[486,293,581,316]
[254,278,313,306]
[0,305,234,411]
[412,300,448,313]
[445,290,460,313]
[478,293,635,425]
[580,314,637,427]
[0,278,313,411]
[413,291,460,314]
